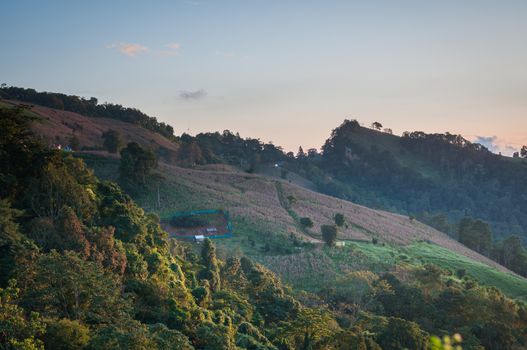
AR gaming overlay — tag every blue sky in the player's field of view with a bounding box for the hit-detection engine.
[1,0,526,153]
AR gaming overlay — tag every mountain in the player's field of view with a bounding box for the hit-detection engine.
[2,89,527,349]
[298,119,527,240]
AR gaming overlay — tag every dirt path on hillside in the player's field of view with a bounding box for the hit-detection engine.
[274,181,323,244]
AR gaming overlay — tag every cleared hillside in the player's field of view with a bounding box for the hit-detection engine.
[1,99,179,156]
[6,99,524,298]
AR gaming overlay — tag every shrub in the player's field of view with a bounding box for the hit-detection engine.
[321,225,338,246]
[334,213,345,227]
[300,217,314,228]
[170,215,207,228]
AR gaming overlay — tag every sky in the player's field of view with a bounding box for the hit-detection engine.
[1,0,526,154]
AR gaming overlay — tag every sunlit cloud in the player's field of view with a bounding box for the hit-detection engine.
[179,89,207,101]
[473,135,519,156]
[106,43,148,57]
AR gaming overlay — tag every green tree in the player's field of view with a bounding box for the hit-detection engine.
[101,129,122,153]
[194,321,236,350]
[21,251,129,324]
[43,318,90,350]
[334,213,345,227]
[200,238,221,292]
[276,308,337,350]
[299,217,314,229]
[0,107,45,199]
[376,317,428,350]
[0,200,38,287]
[87,320,155,350]
[25,157,96,220]
[321,225,338,246]
[119,142,157,186]
[0,280,45,350]
[457,217,492,255]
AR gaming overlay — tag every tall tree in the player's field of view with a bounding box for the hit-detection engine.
[119,142,157,186]
[321,225,338,246]
[200,238,221,292]
[101,129,122,153]
[334,213,345,227]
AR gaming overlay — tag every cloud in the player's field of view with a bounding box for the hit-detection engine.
[160,42,181,57]
[166,42,181,50]
[179,89,207,101]
[106,43,148,56]
[474,135,518,156]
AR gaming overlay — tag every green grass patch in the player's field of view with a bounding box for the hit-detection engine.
[404,242,527,300]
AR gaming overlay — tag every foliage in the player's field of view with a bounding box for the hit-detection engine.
[297,119,527,240]
[321,225,338,246]
[43,318,90,350]
[299,217,314,229]
[376,317,428,350]
[0,86,175,139]
[20,250,128,324]
[334,213,345,227]
[200,238,221,292]
[0,280,45,350]
[119,142,157,186]
[101,129,122,153]
[171,215,207,228]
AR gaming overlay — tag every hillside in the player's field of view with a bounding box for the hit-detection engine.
[3,99,527,348]
[3,98,523,290]
[0,99,179,160]
[302,119,527,240]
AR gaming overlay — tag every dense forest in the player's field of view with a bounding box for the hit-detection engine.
[306,120,527,239]
[2,106,527,349]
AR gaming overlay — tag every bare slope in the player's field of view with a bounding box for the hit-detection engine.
[3,99,179,155]
[8,99,513,274]
[147,163,510,273]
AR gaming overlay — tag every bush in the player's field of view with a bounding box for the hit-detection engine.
[300,217,314,228]
[170,215,207,228]
[334,213,345,227]
[321,225,338,246]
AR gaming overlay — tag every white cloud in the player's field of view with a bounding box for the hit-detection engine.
[106,43,148,56]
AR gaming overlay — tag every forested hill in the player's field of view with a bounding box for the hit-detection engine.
[296,119,527,240]
[3,96,527,348]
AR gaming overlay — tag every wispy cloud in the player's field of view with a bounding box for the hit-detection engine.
[474,135,519,156]
[106,43,148,57]
[179,89,207,101]
[160,42,181,57]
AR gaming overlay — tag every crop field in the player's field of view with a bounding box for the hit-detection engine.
[74,152,526,299]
